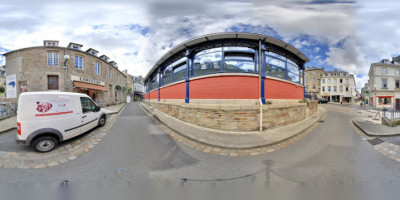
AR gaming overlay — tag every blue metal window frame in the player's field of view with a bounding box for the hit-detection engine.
[264,53,301,85]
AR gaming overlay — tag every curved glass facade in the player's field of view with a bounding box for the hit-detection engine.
[146,41,304,93]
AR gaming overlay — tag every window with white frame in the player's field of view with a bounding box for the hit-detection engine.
[382,79,387,88]
[322,86,325,92]
[333,79,337,84]
[75,56,83,69]
[328,79,331,84]
[117,74,119,82]
[346,86,349,91]
[328,86,331,92]
[108,68,112,78]
[396,69,400,75]
[322,79,325,84]
[313,84,316,89]
[334,86,337,92]
[95,62,101,74]
[313,77,315,82]
[345,79,349,84]
[340,86,343,91]
[47,52,59,66]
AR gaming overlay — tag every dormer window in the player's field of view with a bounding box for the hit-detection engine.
[100,55,110,62]
[68,42,83,50]
[44,40,59,47]
[86,48,99,56]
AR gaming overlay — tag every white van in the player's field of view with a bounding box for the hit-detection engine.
[16,92,107,152]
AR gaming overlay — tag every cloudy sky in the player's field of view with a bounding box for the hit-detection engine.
[1,0,400,90]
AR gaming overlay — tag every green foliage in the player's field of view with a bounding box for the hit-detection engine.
[0,86,4,94]
[128,87,133,94]
[265,100,272,105]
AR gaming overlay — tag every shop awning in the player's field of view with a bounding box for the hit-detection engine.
[342,94,352,98]
[74,81,107,91]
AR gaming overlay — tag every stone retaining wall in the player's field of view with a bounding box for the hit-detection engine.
[144,100,318,132]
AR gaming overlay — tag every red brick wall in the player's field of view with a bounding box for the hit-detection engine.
[265,78,304,99]
[190,76,259,99]
[144,76,304,100]
[149,90,158,99]
[160,82,186,99]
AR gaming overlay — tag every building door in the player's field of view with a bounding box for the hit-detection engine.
[127,95,131,103]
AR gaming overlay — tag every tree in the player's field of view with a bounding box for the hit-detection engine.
[0,86,5,94]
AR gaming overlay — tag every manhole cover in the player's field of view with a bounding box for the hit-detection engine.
[117,168,128,173]
[368,138,384,146]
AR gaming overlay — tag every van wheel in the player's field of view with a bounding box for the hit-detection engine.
[31,136,58,152]
[99,115,106,127]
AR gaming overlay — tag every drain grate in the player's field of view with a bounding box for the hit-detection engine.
[368,138,384,146]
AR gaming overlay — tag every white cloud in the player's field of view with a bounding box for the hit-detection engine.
[1,0,399,92]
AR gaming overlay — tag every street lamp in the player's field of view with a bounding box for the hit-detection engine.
[64,55,70,92]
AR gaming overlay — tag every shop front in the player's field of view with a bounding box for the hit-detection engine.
[376,92,394,109]
[71,75,108,106]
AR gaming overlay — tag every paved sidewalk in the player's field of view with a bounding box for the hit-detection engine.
[353,119,400,136]
[0,103,127,134]
[0,116,17,133]
[102,103,127,114]
[141,103,327,156]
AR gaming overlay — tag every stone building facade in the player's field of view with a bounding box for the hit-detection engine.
[321,69,357,103]
[304,66,324,99]
[0,65,5,100]
[368,57,400,110]
[3,40,127,107]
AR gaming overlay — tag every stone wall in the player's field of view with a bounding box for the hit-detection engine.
[144,100,319,132]
[4,47,127,106]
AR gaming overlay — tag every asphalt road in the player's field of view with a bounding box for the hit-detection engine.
[0,102,399,186]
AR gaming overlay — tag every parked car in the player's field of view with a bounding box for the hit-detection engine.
[16,92,106,152]
[318,98,328,104]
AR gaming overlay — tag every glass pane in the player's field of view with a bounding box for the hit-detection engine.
[193,51,223,76]
[201,47,222,54]
[162,75,172,85]
[266,56,285,68]
[171,57,187,68]
[288,72,300,83]
[265,64,286,78]
[266,51,286,61]
[172,70,186,81]
[287,63,299,75]
[224,46,255,53]
[164,66,172,76]
[224,52,254,61]
[287,58,297,67]
[80,97,92,113]
[224,61,257,73]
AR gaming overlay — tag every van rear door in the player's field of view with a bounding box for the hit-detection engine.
[79,97,100,133]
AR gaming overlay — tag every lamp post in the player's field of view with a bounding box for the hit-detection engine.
[63,55,70,92]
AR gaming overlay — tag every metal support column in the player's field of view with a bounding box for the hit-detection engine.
[185,48,191,103]
[158,68,161,102]
[260,41,266,104]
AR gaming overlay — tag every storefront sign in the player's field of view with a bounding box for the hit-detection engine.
[376,92,394,97]
[70,75,105,86]
[6,74,16,98]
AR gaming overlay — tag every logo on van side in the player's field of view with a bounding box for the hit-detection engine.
[35,99,73,117]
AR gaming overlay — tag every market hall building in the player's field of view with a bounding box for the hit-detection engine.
[144,32,309,104]
[143,33,318,133]
[3,40,127,107]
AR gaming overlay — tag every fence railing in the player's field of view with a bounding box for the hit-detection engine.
[0,103,17,119]
[383,108,400,120]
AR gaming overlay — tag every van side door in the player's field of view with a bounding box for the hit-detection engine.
[80,97,100,134]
